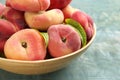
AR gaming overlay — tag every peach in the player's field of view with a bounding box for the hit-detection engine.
[25,9,64,31]
[0,19,17,52]
[3,7,28,31]
[71,11,94,41]
[48,24,81,57]
[6,0,50,12]
[4,29,46,60]
[62,6,94,40]
[62,5,78,19]
[48,0,72,9]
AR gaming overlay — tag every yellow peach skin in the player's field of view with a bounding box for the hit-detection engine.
[62,5,78,19]
[6,0,50,12]
[25,9,64,31]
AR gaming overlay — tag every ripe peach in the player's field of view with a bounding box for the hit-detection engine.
[71,11,94,41]
[48,24,81,57]
[4,29,46,61]
[25,9,64,31]
[0,19,17,52]
[6,0,50,12]
[3,7,28,31]
[62,5,78,19]
[48,0,72,9]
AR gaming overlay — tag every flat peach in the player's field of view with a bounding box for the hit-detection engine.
[48,24,81,57]
[6,0,50,12]
[25,9,64,31]
[4,29,46,60]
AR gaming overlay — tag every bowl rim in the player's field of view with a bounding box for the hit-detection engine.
[0,23,96,63]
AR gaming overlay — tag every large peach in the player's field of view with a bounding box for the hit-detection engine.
[48,24,81,57]
[25,9,64,31]
[0,19,17,52]
[71,11,94,41]
[4,29,46,61]
[48,0,72,9]
[6,0,50,12]
[3,7,28,31]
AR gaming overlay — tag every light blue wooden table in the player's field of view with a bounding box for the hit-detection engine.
[0,0,120,80]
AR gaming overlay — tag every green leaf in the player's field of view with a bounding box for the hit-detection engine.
[65,18,87,47]
[40,32,49,47]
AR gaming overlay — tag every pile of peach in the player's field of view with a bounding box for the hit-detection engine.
[0,0,94,61]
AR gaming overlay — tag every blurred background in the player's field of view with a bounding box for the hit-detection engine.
[0,0,120,80]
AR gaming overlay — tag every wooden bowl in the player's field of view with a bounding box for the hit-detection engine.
[0,24,96,75]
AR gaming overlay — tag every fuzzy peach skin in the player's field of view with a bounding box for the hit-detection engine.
[6,0,50,12]
[4,29,46,61]
[25,9,64,31]
[0,3,5,16]
[48,24,81,58]
[3,7,28,31]
[0,19,17,52]
[48,0,72,9]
